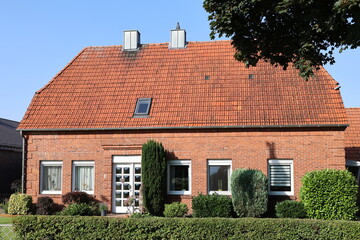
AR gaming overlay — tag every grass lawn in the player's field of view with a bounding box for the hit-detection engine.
[0,217,15,239]
[0,216,13,224]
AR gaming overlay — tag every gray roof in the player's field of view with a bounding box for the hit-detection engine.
[0,118,22,150]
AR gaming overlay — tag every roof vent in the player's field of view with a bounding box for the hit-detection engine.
[123,30,140,51]
[170,23,186,49]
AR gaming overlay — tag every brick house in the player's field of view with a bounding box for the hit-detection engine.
[345,108,360,202]
[0,118,22,197]
[18,27,348,213]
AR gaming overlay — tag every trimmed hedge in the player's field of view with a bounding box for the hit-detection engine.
[275,200,307,218]
[192,193,233,218]
[300,169,358,220]
[163,202,188,217]
[13,216,360,240]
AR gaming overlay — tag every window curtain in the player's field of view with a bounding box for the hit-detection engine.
[43,166,61,191]
[75,166,94,191]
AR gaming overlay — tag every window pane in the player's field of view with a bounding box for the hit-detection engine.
[270,165,291,191]
[75,166,94,191]
[170,165,189,191]
[42,166,62,191]
[137,103,149,114]
[209,165,229,191]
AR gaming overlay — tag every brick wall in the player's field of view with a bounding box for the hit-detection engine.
[24,128,345,212]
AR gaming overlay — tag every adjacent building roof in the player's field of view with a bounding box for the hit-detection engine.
[345,108,360,161]
[18,40,347,131]
[0,118,22,151]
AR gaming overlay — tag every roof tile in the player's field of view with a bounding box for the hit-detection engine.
[19,41,347,130]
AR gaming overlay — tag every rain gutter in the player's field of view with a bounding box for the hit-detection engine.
[17,124,348,132]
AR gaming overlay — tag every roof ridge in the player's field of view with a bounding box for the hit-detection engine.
[85,39,232,49]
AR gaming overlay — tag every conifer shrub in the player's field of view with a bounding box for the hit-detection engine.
[192,193,233,218]
[231,168,268,217]
[8,193,32,215]
[300,169,358,220]
[163,202,188,217]
[142,140,167,216]
[36,197,55,215]
[275,200,306,218]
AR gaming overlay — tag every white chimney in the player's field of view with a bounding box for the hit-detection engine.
[170,23,186,49]
[123,30,140,51]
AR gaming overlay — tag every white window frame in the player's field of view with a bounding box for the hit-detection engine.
[346,160,360,183]
[208,160,232,195]
[40,161,63,195]
[167,160,191,195]
[268,159,294,196]
[72,161,95,194]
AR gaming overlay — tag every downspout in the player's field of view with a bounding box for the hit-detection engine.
[20,131,26,194]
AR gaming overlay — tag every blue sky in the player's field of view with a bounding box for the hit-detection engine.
[0,0,359,121]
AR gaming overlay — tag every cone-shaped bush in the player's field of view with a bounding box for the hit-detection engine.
[300,169,358,220]
[142,140,167,216]
[231,168,268,217]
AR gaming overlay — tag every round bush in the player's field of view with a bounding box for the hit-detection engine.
[60,203,95,216]
[8,193,32,215]
[275,200,306,218]
[36,197,55,215]
[163,202,188,217]
[62,192,96,205]
[231,169,268,217]
[192,193,233,218]
[300,169,358,220]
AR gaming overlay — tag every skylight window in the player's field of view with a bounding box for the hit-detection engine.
[134,98,151,116]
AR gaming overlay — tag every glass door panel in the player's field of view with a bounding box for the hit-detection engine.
[113,163,142,213]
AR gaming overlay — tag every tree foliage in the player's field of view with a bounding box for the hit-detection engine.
[203,0,360,79]
[141,140,167,216]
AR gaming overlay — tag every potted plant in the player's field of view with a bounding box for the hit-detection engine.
[99,203,108,216]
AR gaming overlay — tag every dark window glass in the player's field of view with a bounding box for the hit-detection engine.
[170,165,189,191]
[209,165,229,191]
[137,103,149,113]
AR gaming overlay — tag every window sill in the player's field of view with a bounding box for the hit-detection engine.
[269,191,294,196]
[73,190,94,195]
[167,191,191,195]
[208,191,231,195]
[40,191,62,195]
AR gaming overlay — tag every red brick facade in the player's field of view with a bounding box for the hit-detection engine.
[24,127,345,211]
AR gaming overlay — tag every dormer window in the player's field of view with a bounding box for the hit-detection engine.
[134,98,151,116]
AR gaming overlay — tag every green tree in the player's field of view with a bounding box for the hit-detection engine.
[141,140,167,216]
[203,0,360,79]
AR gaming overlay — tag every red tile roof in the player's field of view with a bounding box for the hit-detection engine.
[18,41,347,130]
[345,108,360,161]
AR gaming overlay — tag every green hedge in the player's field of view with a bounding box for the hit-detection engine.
[13,216,360,240]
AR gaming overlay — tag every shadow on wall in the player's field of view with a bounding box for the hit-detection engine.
[266,142,276,159]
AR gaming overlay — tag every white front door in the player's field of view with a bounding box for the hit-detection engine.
[112,156,142,213]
